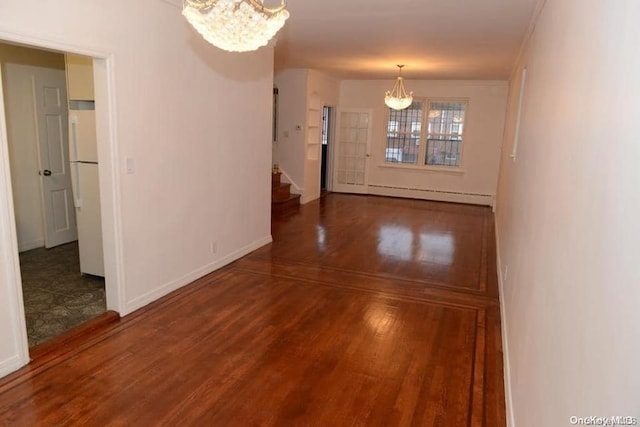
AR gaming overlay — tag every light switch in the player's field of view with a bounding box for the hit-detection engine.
[126,157,135,174]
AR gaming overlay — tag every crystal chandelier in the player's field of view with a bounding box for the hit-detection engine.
[385,65,413,110]
[183,0,290,53]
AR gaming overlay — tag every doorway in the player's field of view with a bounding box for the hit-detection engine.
[0,42,115,351]
[332,109,372,194]
[320,106,334,192]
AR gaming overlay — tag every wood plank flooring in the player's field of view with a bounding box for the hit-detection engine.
[0,194,506,426]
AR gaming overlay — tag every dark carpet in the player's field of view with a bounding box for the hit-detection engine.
[19,242,106,347]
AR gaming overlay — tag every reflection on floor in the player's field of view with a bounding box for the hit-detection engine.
[19,242,106,347]
[0,195,505,425]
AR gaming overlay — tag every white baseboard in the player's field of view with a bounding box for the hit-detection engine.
[0,354,26,378]
[300,193,319,205]
[18,239,44,253]
[368,185,493,206]
[494,215,515,427]
[125,235,273,315]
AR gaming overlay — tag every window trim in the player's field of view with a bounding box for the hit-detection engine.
[381,97,470,173]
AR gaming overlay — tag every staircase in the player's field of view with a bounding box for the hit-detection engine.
[272,172,301,215]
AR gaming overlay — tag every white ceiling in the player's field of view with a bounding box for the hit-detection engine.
[273,0,540,80]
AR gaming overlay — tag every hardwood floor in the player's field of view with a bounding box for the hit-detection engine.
[0,194,506,426]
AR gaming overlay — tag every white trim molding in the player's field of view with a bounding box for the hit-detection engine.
[494,215,515,427]
[0,63,31,372]
[511,0,548,77]
[0,27,127,377]
[125,235,273,314]
[0,355,24,379]
[0,32,127,315]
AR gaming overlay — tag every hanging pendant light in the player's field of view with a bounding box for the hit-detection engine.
[385,65,413,110]
[183,0,290,53]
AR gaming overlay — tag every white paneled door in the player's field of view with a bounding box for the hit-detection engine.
[333,109,372,194]
[32,67,78,247]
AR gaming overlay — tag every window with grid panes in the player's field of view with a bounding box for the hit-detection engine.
[425,101,466,167]
[385,101,423,164]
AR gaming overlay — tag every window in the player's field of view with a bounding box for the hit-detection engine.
[385,101,423,164]
[425,101,466,167]
[384,99,468,168]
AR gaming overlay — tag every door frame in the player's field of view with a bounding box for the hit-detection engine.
[332,108,373,194]
[321,105,336,192]
[0,30,126,367]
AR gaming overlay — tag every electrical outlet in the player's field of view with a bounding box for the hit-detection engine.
[210,241,217,254]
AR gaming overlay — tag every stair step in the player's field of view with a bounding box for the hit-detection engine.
[272,182,292,202]
[272,193,301,214]
[272,193,301,205]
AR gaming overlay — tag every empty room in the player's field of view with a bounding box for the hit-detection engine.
[0,0,638,426]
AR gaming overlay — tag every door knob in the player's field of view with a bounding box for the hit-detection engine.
[42,170,52,176]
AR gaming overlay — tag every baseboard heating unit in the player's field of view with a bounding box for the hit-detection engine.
[367,184,494,206]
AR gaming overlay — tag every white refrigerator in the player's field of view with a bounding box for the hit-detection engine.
[69,105,104,277]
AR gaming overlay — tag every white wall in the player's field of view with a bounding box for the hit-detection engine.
[495,0,640,424]
[274,68,340,203]
[274,69,307,193]
[304,70,339,202]
[340,80,508,205]
[0,0,274,377]
[0,45,65,252]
